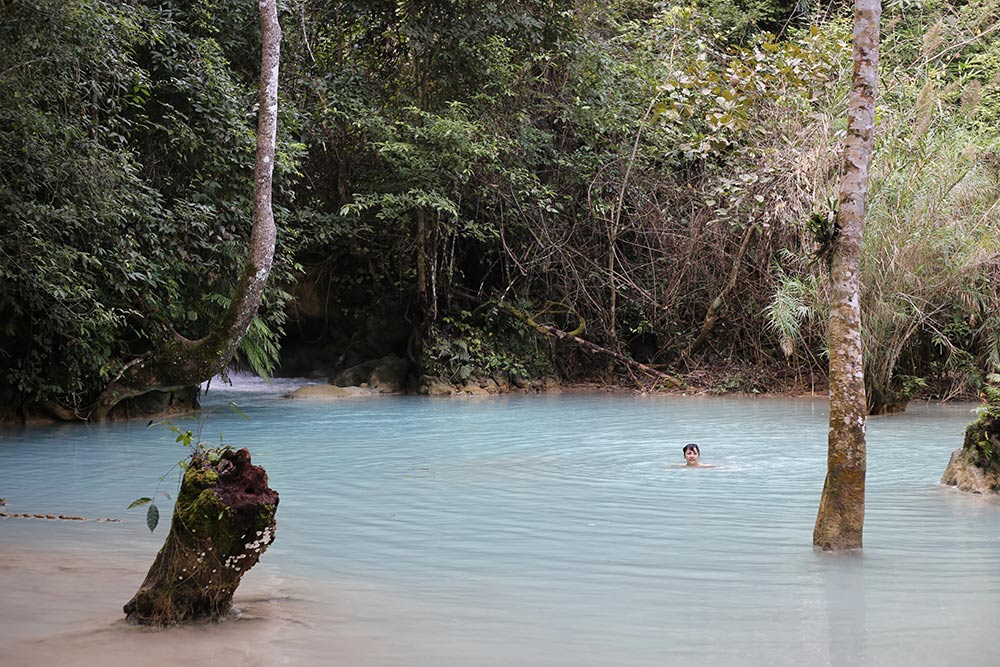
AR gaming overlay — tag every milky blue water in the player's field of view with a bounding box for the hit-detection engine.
[2,378,998,666]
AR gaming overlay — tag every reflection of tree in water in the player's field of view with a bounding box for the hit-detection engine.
[820,555,868,666]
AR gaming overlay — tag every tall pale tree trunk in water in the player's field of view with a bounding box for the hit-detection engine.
[89,0,282,420]
[813,0,880,551]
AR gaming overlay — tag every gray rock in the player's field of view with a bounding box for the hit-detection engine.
[331,360,377,387]
[368,354,412,393]
[941,448,1000,494]
[542,377,562,393]
[941,415,1000,494]
[418,378,454,396]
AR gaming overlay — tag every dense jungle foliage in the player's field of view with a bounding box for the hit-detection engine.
[1,0,998,417]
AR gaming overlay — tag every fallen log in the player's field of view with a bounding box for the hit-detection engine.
[123,447,278,625]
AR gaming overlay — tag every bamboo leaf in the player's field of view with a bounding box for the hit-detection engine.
[127,497,152,509]
[228,401,250,421]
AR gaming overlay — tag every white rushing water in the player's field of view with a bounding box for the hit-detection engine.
[1,377,998,666]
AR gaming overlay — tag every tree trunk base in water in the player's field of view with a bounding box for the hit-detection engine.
[124,447,278,625]
[941,414,1000,494]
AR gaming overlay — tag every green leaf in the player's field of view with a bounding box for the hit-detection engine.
[127,496,152,509]
[147,504,160,533]
[228,401,250,421]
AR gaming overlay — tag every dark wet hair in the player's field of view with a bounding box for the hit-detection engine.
[682,443,700,455]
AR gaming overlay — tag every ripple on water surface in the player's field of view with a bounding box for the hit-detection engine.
[1,383,998,666]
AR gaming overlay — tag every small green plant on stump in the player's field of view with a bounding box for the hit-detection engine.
[127,413,219,533]
[123,410,279,625]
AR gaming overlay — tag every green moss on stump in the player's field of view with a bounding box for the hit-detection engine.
[124,447,279,625]
[965,414,1000,468]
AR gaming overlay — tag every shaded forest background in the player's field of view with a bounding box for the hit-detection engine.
[2,0,998,418]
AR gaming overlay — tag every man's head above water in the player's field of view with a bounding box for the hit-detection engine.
[682,443,701,466]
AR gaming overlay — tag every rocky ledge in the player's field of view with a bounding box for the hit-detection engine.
[941,413,1000,494]
[284,352,562,400]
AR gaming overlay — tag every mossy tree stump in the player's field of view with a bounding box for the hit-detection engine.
[941,414,1000,494]
[124,447,278,625]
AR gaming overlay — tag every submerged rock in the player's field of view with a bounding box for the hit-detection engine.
[941,414,1000,494]
[287,384,363,399]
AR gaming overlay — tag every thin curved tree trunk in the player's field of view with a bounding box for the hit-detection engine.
[813,0,880,551]
[686,223,755,357]
[91,1,282,420]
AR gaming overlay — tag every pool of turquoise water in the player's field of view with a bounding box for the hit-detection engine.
[1,377,997,666]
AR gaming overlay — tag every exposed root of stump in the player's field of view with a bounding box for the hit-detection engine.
[124,447,278,625]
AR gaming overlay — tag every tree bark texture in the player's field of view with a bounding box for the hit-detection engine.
[91,0,281,419]
[123,447,279,625]
[813,0,880,551]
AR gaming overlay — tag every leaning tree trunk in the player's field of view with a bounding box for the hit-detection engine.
[813,0,880,551]
[686,223,755,357]
[124,447,278,625]
[90,0,282,420]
